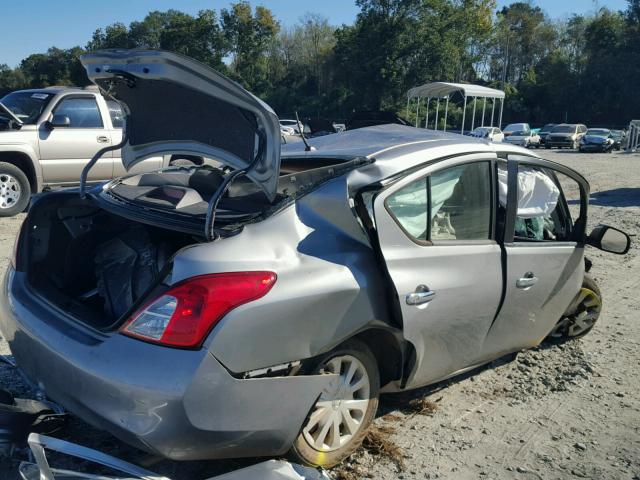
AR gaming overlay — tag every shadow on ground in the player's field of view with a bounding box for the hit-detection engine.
[588,188,640,207]
[567,188,640,208]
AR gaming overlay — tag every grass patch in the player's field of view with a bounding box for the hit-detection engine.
[362,424,405,471]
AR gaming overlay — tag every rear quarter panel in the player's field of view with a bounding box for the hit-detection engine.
[171,176,390,373]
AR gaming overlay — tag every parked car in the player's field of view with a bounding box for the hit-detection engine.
[579,128,616,153]
[469,126,504,142]
[280,119,302,134]
[0,50,631,469]
[610,129,626,150]
[538,123,556,147]
[304,117,337,137]
[504,127,541,148]
[546,123,588,149]
[502,122,531,137]
[281,125,296,135]
[0,86,195,217]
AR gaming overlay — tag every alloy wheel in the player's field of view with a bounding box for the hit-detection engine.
[301,355,370,452]
[567,287,602,337]
[0,173,21,210]
[552,287,602,338]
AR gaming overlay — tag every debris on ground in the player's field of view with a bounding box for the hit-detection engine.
[20,433,331,480]
[361,425,405,471]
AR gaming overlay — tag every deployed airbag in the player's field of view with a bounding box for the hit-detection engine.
[498,165,560,218]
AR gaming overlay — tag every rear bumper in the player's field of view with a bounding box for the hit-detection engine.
[0,269,334,460]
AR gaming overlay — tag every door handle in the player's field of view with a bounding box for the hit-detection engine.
[516,272,538,289]
[97,136,110,143]
[406,285,436,305]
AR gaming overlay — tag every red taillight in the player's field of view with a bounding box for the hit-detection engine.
[120,271,277,348]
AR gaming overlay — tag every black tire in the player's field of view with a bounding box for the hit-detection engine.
[549,274,602,340]
[0,162,31,217]
[289,339,380,468]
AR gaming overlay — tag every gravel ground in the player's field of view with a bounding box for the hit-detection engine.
[0,150,638,479]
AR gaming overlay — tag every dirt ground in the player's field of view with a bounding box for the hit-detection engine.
[0,150,639,479]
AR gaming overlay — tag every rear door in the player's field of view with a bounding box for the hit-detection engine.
[481,157,589,356]
[373,155,503,388]
[38,94,114,183]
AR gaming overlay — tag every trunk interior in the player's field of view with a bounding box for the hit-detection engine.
[24,157,353,330]
[27,197,195,330]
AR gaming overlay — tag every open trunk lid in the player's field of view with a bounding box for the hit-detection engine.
[80,49,281,201]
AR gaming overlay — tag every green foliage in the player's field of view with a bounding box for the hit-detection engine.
[0,1,637,125]
[221,2,280,94]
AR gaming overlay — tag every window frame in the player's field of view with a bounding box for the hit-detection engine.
[383,158,497,247]
[50,94,104,129]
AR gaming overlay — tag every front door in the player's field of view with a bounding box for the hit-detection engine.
[481,157,588,357]
[373,155,503,388]
[38,95,113,183]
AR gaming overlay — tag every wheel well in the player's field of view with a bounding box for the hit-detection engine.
[169,154,203,165]
[354,329,404,388]
[0,152,37,191]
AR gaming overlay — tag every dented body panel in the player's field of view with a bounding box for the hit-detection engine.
[1,270,336,460]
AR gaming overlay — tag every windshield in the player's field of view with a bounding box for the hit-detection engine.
[586,129,610,136]
[472,127,491,134]
[541,124,555,132]
[0,91,53,124]
[504,123,526,132]
[510,130,530,136]
[610,130,622,139]
[551,125,576,134]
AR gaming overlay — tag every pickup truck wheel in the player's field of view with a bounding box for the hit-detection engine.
[290,339,379,468]
[169,158,196,167]
[0,162,30,217]
[549,275,602,340]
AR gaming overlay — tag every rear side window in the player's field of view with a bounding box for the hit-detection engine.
[430,163,491,240]
[53,97,103,128]
[386,162,492,242]
[386,177,428,241]
[107,100,124,128]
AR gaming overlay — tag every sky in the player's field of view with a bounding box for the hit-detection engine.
[1,0,630,68]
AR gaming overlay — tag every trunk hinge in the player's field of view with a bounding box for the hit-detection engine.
[80,130,129,199]
[204,130,266,241]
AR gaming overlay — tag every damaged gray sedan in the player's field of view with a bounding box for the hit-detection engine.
[0,50,631,468]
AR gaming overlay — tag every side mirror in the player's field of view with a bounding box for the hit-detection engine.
[47,114,71,129]
[587,225,631,254]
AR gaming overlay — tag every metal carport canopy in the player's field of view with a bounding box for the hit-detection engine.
[407,82,505,133]
[408,82,505,100]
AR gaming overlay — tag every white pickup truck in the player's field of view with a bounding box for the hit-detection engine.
[0,86,201,216]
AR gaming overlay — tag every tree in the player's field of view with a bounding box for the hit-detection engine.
[221,2,280,93]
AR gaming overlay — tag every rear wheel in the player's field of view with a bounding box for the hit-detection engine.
[290,339,379,468]
[549,275,602,340]
[0,162,30,217]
